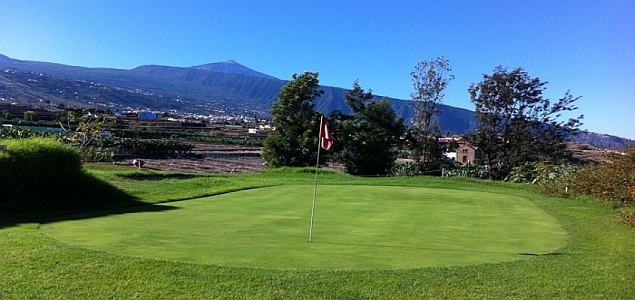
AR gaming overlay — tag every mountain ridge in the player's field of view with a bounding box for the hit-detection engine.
[0,54,631,148]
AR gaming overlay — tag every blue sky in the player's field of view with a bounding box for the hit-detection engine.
[1,0,634,139]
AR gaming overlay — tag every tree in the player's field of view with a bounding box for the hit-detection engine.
[331,81,405,176]
[261,72,324,168]
[23,111,40,122]
[468,66,583,180]
[2,110,11,120]
[408,57,454,172]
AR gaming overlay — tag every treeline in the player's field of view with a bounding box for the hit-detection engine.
[262,59,583,180]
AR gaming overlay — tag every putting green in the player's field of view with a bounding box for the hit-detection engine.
[42,185,567,270]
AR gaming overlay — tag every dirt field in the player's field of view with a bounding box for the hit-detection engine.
[140,157,266,174]
[116,143,266,174]
[116,142,347,174]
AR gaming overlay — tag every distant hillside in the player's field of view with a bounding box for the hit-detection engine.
[0,69,208,113]
[573,131,635,149]
[1,54,632,148]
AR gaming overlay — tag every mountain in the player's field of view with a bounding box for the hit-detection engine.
[0,54,631,148]
[0,69,206,112]
[190,60,279,80]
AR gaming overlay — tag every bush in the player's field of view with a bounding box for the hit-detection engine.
[442,163,489,179]
[391,162,425,177]
[539,147,635,228]
[0,138,131,213]
[568,149,635,204]
[507,162,579,185]
[619,205,635,227]
[0,138,83,193]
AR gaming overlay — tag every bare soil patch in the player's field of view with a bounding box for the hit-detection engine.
[141,157,265,174]
[113,143,266,174]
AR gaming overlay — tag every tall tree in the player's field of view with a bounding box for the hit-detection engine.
[331,81,405,175]
[408,57,454,172]
[262,72,324,168]
[469,66,583,180]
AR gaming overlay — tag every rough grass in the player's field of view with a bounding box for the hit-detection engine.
[1,165,634,299]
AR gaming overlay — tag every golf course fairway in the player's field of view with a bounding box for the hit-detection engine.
[43,185,567,270]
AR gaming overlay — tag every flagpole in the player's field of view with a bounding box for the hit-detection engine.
[308,118,323,242]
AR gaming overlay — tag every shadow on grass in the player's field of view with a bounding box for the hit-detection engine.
[0,172,180,228]
[520,252,563,256]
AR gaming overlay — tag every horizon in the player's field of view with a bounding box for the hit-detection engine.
[1,0,633,139]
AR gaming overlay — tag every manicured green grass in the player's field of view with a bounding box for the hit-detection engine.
[1,165,635,298]
[42,185,566,269]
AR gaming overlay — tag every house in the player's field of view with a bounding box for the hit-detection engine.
[138,112,157,120]
[455,143,481,164]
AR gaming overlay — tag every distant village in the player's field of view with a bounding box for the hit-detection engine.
[1,101,486,164]
[0,101,274,139]
[108,109,275,141]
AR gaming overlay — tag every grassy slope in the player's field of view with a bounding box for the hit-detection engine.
[1,166,634,299]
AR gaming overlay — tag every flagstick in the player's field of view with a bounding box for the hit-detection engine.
[308,126,323,242]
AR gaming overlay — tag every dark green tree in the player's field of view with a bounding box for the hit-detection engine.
[23,111,40,122]
[445,139,459,152]
[468,66,583,180]
[262,72,324,168]
[2,110,11,120]
[408,57,454,172]
[331,81,406,176]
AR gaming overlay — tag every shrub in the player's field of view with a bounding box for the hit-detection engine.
[0,138,83,193]
[391,162,424,177]
[538,147,635,228]
[507,162,579,185]
[0,138,131,213]
[568,149,635,204]
[442,163,489,179]
[619,205,635,228]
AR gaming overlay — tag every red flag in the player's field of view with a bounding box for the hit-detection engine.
[319,115,333,150]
